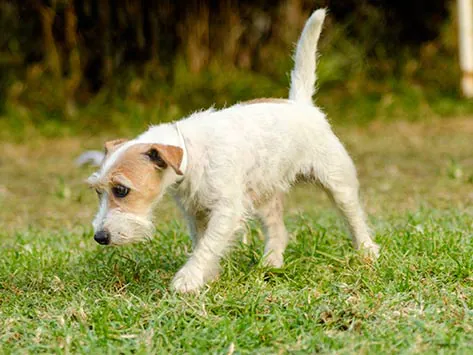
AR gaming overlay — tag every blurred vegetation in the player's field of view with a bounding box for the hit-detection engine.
[1,0,472,141]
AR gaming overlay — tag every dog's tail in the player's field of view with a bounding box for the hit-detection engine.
[289,9,326,104]
[76,150,105,167]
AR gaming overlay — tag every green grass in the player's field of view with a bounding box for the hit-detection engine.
[1,118,473,353]
[1,211,473,353]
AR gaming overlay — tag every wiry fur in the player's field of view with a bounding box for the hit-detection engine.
[87,9,379,293]
[289,9,326,104]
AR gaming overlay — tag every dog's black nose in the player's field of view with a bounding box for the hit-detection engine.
[94,230,110,245]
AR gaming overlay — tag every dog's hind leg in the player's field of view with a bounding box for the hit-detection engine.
[257,191,289,268]
[317,151,380,258]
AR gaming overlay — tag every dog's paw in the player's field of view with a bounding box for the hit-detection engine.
[359,242,380,260]
[171,267,205,294]
[263,252,284,268]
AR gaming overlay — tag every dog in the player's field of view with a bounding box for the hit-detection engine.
[86,9,379,293]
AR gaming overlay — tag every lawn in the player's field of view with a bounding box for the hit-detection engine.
[1,117,473,353]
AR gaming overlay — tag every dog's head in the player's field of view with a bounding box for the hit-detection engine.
[87,139,183,245]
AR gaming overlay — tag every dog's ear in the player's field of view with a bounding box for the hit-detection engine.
[145,144,183,175]
[104,138,128,156]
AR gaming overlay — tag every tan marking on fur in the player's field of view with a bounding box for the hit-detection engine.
[241,98,290,105]
[104,144,164,215]
[149,144,184,175]
[88,143,183,217]
[104,138,128,156]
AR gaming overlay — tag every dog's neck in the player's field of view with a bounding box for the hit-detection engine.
[174,122,188,179]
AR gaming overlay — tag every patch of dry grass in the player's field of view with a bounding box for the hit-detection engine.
[1,118,472,235]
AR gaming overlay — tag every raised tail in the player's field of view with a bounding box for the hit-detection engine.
[289,9,326,104]
[75,150,105,167]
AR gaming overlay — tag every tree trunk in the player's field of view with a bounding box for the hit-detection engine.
[37,1,61,78]
[99,0,112,83]
[64,2,81,117]
[220,0,243,67]
[179,1,210,73]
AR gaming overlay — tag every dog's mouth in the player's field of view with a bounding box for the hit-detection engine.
[107,231,152,245]
[106,222,155,245]
[94,210,155,246]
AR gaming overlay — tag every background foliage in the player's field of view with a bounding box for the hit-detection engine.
[0,0,468,139]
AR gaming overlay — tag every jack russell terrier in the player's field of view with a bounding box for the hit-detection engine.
[85,9,379,293]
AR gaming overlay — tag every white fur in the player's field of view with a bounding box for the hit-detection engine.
[289,9,326,104]
[76,150,104,167]
[104,210,155,245]
[89,9,379,293]
[92,193,109,232]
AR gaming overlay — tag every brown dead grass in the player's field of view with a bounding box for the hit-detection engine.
[1,118,472,235]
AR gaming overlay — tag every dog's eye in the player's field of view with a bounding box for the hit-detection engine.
[112,185,129,198]
[95,188,102,197]
[146,148,167,169]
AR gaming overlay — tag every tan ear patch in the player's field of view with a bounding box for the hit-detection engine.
[104,138,128,156]
[148,144,184,175]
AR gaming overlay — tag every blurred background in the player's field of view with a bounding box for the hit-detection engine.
[1,0,473,232]
[0,0,469,138]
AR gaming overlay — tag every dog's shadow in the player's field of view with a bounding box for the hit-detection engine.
[3,215,363,299]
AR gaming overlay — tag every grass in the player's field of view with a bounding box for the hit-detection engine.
[1,116,473,353]
[5,59,473,142]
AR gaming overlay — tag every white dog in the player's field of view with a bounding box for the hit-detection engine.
[86,9,379,293]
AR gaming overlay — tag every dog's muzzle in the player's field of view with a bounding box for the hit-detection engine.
[94,230,111,245]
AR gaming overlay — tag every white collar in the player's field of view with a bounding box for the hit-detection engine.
[175,122,188,180]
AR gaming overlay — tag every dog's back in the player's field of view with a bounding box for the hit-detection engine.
[175,9,332,203]
[177,101,344,203]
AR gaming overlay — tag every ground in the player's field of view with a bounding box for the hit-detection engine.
[1,118,473,353]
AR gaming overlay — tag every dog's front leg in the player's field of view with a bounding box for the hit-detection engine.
[171,204,243,293]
